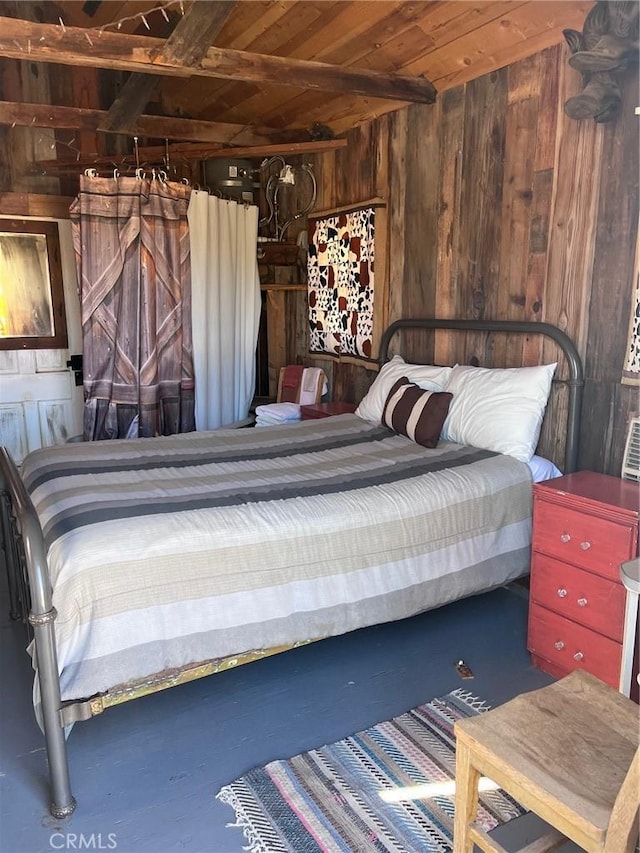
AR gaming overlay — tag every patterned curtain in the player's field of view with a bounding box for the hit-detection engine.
[70,174,195,440]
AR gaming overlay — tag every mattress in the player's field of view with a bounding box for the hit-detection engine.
[21,414,534,703]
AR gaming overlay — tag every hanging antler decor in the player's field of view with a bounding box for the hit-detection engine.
[562,1,639,123]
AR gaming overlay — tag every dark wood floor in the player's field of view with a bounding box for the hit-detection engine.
[2,575,581,853]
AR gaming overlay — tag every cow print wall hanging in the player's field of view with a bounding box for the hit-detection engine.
[307,206,375,359]
[623,241,640,385]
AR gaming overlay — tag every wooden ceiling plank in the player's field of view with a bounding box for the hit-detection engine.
[304,2,434,68]
[160,77,261,123]
[215,1,294,51]
[276,2,364,61]
[382,2,530,88]
[193,83,310,131]
[0,101,309,146]
[349,25,443,74]
[99,0,236,133]
[201,73,405,133]
[434,27,579,93]
[259,87,366,130]
[413,1,529,50]
[287,2,401,62]
[274,2,520,84]
[294,96,383,133]
[236,1,330,58]
[0,17,437,103]
[406,1,590,89]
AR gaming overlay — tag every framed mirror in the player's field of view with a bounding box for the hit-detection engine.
[0,218,68,350]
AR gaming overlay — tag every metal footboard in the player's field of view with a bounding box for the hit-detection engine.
[0,447,76,818]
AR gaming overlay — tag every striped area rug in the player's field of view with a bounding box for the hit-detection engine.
[216,689,525,852]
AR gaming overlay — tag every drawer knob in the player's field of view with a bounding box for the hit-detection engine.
[557,587,568,598]
[573,651,584,661]
[554,640,565,651]
[560,533,571,543]
[580,541,591,551]
[577,597,588,607]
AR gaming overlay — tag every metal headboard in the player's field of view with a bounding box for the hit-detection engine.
[378,318,584,474]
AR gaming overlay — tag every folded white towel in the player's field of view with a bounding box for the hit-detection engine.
[254,402,301,424]
[299,367,328,405]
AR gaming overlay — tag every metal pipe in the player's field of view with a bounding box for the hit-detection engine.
[0,447,76,817]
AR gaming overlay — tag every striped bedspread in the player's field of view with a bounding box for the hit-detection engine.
[21,414,533,703]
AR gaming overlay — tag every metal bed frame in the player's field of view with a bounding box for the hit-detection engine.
[378,318,584,473]
[0,318,584,818]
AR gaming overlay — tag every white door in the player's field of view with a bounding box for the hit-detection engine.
[0,219,83,465]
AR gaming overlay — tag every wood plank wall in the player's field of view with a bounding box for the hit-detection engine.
[296,44,638,475]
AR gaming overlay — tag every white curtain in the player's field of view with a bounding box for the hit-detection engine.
[188,191,261,430]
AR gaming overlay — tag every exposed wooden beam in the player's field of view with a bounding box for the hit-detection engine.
[100,1,236,133]
[194,139,348,159]
[0,17,437,104]
[0,101,308,146]
[31,138,348,172]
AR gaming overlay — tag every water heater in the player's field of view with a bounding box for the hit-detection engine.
[202,159,259,203]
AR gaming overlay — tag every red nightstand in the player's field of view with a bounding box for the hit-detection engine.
[527,471,640,689]
[300,402,357,420]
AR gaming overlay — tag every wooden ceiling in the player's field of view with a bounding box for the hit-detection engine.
[0,1,590,150]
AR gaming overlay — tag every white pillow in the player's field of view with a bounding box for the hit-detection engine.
[528,454,562,482]
[355,355,453,424]
[440,363,557,462]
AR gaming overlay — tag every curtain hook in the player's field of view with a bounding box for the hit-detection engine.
[84,167,98,178]
[159,170,167,183]
[135,167,145,180]
[113,167,119,180]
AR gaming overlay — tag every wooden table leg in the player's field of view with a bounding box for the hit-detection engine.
[454,736,481,853]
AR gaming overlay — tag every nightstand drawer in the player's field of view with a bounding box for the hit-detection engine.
[530,554,625,642]
[528,604,621,688]
[532,500,636,581]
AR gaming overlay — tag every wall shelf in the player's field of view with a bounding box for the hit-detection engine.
[259,282,306,291]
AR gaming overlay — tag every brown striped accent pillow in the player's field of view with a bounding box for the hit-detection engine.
[382,377,453,448]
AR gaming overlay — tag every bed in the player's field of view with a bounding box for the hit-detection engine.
[0,318,584,818]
